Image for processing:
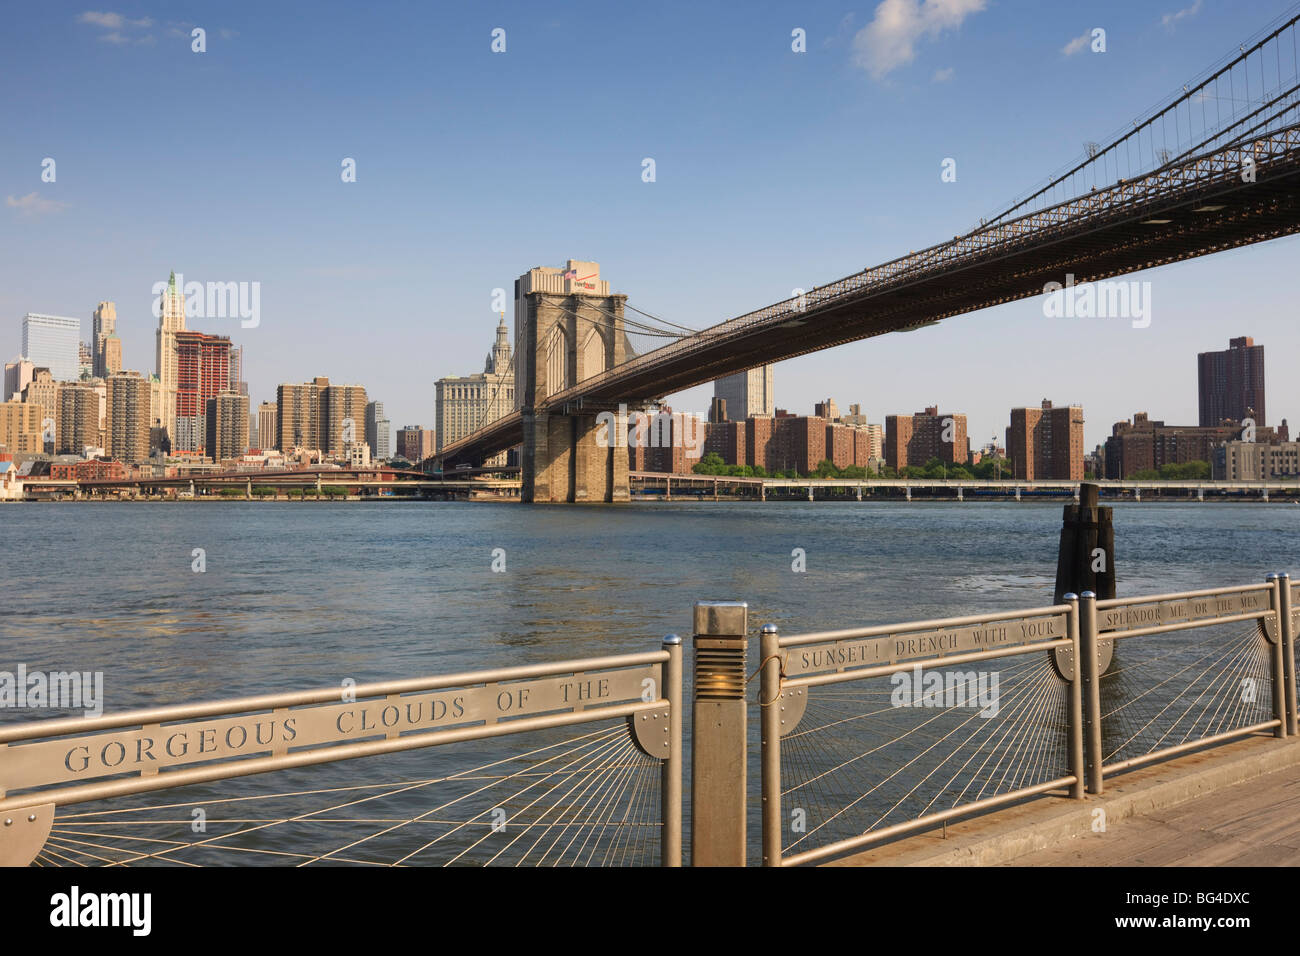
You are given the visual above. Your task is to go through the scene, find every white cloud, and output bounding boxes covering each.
[852,0,987,79]
[6,193,69,217]
[1162,0,1203,29]
[1061,31,1091,56]
[932,66,954,82]
[78,10,154,43]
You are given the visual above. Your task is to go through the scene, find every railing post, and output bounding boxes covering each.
[1064,593,1085,799]
[690,600,749,867]
[1267,575,1288,739]
[661,634,683,867]
[760,623,782,866]
[1079,591,1104,794]
[1278,573,1298,736]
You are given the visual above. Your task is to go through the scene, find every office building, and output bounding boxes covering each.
[1198,336,1265,427]
[1214,439,1300,480]
[257,401,278,452]
[155,271,188,444]
[22,313,80,384]
[715,366,775,421]
[435,318,513,464]
[4,359,34,403]
[92,302,121,378]
[365,401,391,460]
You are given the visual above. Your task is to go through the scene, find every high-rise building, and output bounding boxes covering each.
[1198,336,1265,427]
[22,314,80,384]
[435,318,514,464]
[78,341,93,380]
[275,378,368,457]
[257,401,277,452]
[323,384,368,457]
[1006,400,1084,480]
[714,367,774,421]
[3,359,34,403]
[173,331,232,454]
[365,401,391,460]
[0,401,45,454]
[206,392,250,462]
[92,302,118,378]
[56,383,102,455]
[155,271,188,444]
[884,407,969,471]
[105,371,152,463]
[228,345,243,395]
[277,380,323,452]
[21,368,58,449]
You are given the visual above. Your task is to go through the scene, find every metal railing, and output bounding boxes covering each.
[756,576,1298,866]
[0,643,683,867]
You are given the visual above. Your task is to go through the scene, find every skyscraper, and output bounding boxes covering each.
[155,271,187,444]
[173,330,232,454]
[3,359,34,403]
[714,366,774,421]
[206,392,250,462]
[92,302,118,378]
[365,401,391,460]
[257,401,277,452]
[105,371,152,463]
[22,313,80,384]
[435,317,514,464]
[1198,336,1265,427]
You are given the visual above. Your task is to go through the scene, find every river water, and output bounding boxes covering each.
[3,501,1297,864]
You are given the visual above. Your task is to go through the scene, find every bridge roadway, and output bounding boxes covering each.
[439,120,1300,468]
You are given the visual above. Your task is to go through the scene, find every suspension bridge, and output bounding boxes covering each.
[436,10,1300,502]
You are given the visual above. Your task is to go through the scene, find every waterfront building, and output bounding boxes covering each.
[155,271,187,445]
[276,378,368,458]
[365,401,391,460]
[435,318,513,466]
[1006,400,1085,480]
[174,330,232,454]
[21,313,80,384]
[257,401,278,452]
[1214,439,1300,480]
[1103,411,1281,479]
[206,392,250,462]
[0,401,45,454]
[4,359,34,403]
[885,407,969,471]
[1198,336,1265,427]
[715,366,774,421]
[105,371,152,463]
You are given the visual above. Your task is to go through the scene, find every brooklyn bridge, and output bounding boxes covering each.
[436,11,1300,502]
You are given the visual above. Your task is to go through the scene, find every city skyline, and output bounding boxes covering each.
[3,1,1299,452]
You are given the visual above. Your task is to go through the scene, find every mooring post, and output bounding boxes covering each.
[1267,575,1289,739]
[661,634,684,866]
[1064,593,1085,799]
[1279,572,1298,736]
[1079,591,1104,794]
[759,623,782,866]
[691,600,749,867]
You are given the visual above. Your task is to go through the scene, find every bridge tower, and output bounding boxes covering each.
[520,289,631,503]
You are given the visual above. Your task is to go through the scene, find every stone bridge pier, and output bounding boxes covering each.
[519,288,632,503]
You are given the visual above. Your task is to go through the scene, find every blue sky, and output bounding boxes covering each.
[2,0,1297,450]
